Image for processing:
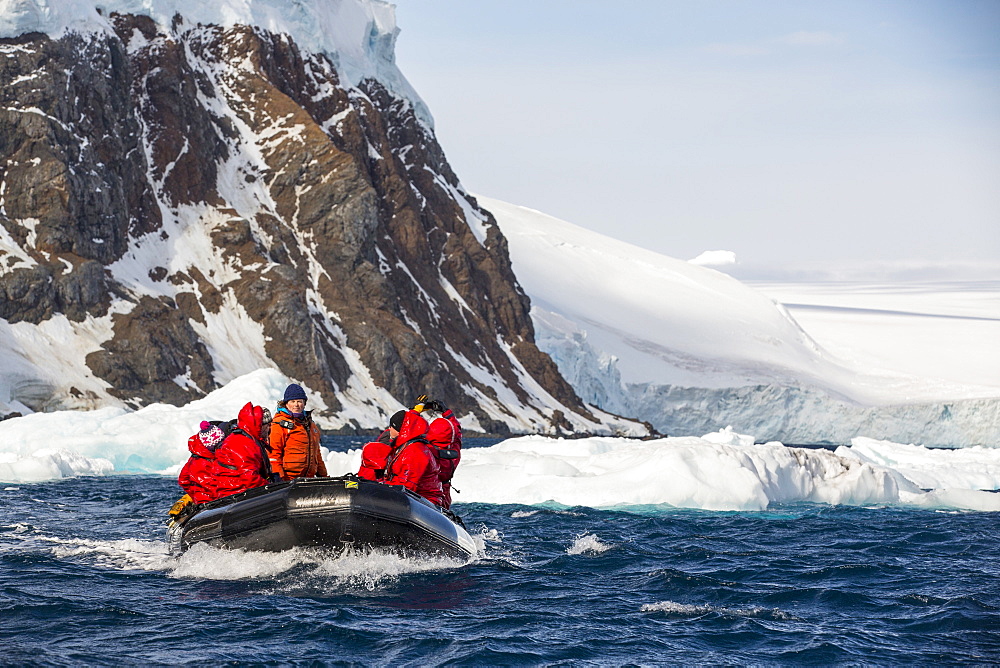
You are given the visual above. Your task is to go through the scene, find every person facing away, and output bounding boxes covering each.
[382,409,444,506]
[214,402,272,498]
[357,427,392,482]
[357,441,391,481]
[269,383,327,480]
[178,421,226,503]
[414,396,463,509]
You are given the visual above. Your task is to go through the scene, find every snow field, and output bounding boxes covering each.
[750,281,1000,393]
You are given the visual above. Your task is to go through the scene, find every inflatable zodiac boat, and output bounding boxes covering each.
[167,476,476,560]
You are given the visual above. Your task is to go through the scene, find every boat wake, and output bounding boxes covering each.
[1,522,489,591]
[171,542,472,589]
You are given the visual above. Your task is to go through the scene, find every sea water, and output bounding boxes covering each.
[1,439,999,664]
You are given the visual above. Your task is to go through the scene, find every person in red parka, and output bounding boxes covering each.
[383,409,444,506]
[357,427,392,481]
[178,421,225,503]
[357,440,392,481]
[417,398,463,509]
[214,402,272,499]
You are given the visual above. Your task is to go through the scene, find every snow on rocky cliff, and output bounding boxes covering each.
[0,0,644,436]
[0,0,428,121]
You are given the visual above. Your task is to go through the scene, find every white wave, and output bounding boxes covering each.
[9,529,473,588]
[641,600,798,621]
[46,536,174,572]
[566,533,612,555]
[305,547,468,589]
[167,543,472,590]
[1,522,31,533]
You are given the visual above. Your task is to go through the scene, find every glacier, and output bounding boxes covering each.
[481,196,1000,447]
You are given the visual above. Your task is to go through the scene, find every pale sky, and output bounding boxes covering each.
[391,1,1000,279]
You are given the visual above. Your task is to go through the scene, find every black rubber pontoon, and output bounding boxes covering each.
[168,476,476,560]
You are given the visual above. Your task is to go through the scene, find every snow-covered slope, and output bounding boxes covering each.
[750,281,1000,392]
[481,196,1000,447]
[478,197,846,393]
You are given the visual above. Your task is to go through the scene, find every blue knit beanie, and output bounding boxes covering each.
[283,383,307,402]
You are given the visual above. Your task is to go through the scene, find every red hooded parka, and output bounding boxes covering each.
[357,441,391,481]
[424,409,463,508]
[177,427,222,503]
[213,402,271,499]
[385,410,444,506]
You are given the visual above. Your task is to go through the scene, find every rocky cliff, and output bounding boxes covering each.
[0,10,639,435]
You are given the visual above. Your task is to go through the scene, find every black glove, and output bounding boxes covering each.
[425,399,446,413]
[414,394,429,405]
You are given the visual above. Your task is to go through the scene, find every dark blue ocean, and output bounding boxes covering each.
[2,437,999,665]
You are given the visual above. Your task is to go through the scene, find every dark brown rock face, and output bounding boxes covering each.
[0,18,593,431]
[0,30,157,324]
[86,295,215,405]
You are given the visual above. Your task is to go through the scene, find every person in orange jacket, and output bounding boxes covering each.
[268,383,328,480]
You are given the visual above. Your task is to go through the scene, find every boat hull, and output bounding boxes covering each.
[169,476,476,560]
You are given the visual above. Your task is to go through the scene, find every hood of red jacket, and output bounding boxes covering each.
[187,434,216,458]
[237,402,263,438]
[396,409,428,446]
[361,441,391,468]
[426,415,458,446]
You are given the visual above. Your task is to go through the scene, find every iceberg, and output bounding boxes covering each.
[452,432,1000,512]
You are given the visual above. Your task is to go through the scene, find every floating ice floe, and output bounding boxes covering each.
[451,432,1000,513]
[2,390,999,512]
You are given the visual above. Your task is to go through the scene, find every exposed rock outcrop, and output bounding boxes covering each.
[0,15,626,434]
